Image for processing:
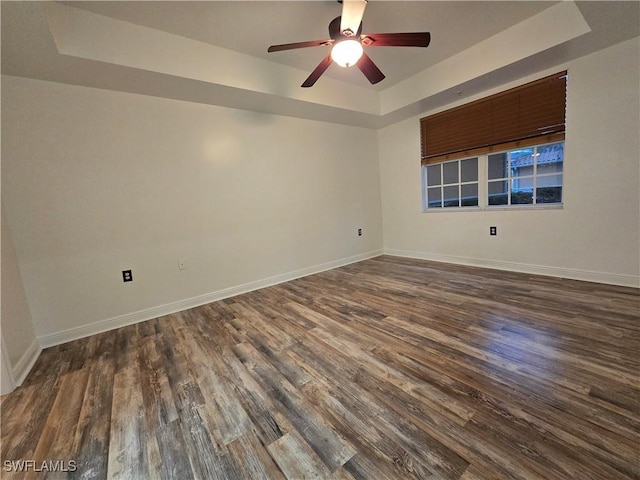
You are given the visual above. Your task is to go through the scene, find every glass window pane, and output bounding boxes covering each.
[461,183,478,206]
[461,158,478,182]
[443,185,459,207]
[511,164,534,178]
[510,148,535,178]
[427,187,442,208]
[514,176,534,189]
[536,143,564,175]
[537,162,563,174]
[484,142,564,208]
[442,161,459,184]
[488,153,508,180]
[488,180,508,205]
[511,183,533,204]
[537,186,562,204]
[426,164,441,186]
[536,172,563,204]
[537,174,563,187]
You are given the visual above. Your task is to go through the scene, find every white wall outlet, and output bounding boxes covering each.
[178,259,186,271]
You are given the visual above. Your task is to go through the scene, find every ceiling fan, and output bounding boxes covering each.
[267,0,431,88]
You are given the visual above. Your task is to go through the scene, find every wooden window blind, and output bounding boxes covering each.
[421,71,567,165]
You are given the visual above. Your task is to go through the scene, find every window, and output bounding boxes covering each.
[488,143,563,206]
[421,141,564,211]
[419,71,567,212]
[424,158,478,209]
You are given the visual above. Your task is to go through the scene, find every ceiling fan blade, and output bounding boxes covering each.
[340,0,367,36]
[302,54,333,88]
[356,52,385,85]
[361,32,431,48]
[268,39,332,53]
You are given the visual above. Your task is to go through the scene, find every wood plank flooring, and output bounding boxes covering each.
[1,256,639,479]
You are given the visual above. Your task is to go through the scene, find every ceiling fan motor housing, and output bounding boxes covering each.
[329,16,362,40]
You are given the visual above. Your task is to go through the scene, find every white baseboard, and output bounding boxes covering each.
[39,250,384,348]
[12,338,42,387]
[1,335,16,395]
[384,249,640,288]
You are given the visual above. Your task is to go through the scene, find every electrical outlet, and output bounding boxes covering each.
[358,228,363,237]
[490,226,497,236]
[178,259,186,271]
[122,269,133,282]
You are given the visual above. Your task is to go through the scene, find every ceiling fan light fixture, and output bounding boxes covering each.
[330,39,363,67]
[267,3,431,87]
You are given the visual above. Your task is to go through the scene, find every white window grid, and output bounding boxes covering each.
[422,158,479,210]
[487,144,563,207]
[422,141,564,211]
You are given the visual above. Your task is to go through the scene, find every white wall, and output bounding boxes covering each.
[379,37,640,286]
[2,36,638,356]
[1,77,383,343]
[1,203,40,385]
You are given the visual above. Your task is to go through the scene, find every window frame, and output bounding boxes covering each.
[422,157,480,210]
[487,143,564,207]
[421,140,564,212]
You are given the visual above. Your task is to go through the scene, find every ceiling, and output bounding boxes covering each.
[2,1,639,128]
[57,1,556,89]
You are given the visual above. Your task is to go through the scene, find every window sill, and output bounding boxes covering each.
[422,204,564,213]
[486,203,564,211]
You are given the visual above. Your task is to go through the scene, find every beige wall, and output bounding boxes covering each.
[1,203,38,367]
[2,36,638,353]
[1,78,383,342]
[378,38,640,286]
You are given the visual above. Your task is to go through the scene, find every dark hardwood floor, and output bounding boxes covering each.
[2,256,639,479]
